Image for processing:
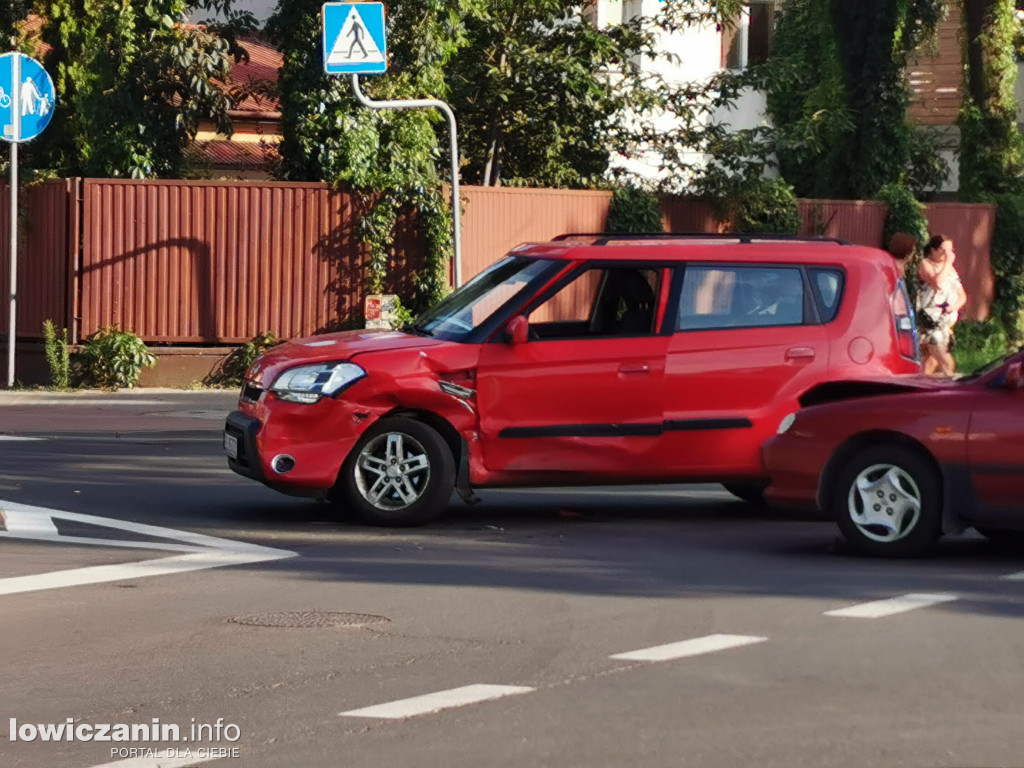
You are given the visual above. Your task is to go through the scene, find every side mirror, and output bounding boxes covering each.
[505,315,529,345]
[1006,361,1024,392]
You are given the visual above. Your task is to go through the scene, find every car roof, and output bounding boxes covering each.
[510,234,891,267]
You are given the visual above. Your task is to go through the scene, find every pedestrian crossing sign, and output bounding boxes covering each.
[322,3,387,75]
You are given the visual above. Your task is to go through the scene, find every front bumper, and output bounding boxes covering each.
[225,411,265,483]
[223,387,387,498]
[762,434,824,511]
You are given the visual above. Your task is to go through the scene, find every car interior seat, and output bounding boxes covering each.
[590,268,656,335]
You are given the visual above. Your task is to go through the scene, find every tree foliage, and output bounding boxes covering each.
[2,0,31,47]
[960,0,1024,199]
[447,0,644,188]
[267,0,471,311]
[959,1,1024,343]
[33,0,254,178]
[761,0,944,200]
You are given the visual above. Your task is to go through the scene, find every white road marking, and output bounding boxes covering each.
[1000,571,1024,581]
[340,684,535,719]
[609,633,767,662]
[0,500,296,595]
[0,435,44,441]
[85,751,222,768]
[824,592,958,618]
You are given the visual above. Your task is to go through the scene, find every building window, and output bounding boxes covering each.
[722,1,777,69]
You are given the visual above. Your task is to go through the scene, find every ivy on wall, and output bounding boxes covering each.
[763,0,944,200]
[959,0,1024,343]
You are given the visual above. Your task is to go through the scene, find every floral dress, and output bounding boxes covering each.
[917,270,962,348]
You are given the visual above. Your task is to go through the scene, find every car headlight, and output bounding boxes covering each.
[270,362,366,404]
[777,412,798,435]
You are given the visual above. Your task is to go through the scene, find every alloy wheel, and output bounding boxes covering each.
[354,432,431,510]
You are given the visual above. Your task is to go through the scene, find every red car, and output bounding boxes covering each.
[764,350,1024,556]
[225,234,920,525]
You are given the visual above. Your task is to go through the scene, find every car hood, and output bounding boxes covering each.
[246,330,445,388]
[798,374,958,408]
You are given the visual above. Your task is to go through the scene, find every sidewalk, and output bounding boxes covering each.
[0,388,239,435]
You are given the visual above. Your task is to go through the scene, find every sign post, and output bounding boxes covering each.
[321,3,463,288]
[1,53,56,387]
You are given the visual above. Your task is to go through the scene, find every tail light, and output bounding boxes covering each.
[891,279,919,361]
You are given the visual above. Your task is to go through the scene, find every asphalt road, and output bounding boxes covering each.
[2,426,1024,768]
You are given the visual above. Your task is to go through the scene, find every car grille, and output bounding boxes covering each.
[240,382,263,404]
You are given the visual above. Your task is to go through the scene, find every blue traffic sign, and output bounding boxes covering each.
[323,3,387,75]
[0,53,55,143]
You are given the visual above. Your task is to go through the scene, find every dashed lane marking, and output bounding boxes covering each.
[0,500,296,595]
[824,592,958,618]
[1000,571,1024,581]
[609,634,768,662]
[340,684,535,720]
[0,435,44,441]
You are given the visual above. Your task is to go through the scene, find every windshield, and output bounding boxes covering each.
[409,257,558,341]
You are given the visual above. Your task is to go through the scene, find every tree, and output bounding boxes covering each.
[959,0,1024,199]
[960,0,1024,344]
[446,0,745,188]
[2,0,30,47]
[761,0,944,200]
[446,0,642,187]
[33,0,254,178]
[267,0,474,311]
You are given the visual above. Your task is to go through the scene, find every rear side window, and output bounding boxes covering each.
[677,265,805,330]
[809,268,845,322]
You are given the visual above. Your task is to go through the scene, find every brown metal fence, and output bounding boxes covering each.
[925,203,995,321]
[0,180,1000,343]
[0,179,77,339]
[79,180,373,343]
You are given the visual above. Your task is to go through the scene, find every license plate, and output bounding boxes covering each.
[223,433,239,460]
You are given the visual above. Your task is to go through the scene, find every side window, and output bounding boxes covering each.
[677,265,805,330]
[528,266,660,339]
[809,268,845,323]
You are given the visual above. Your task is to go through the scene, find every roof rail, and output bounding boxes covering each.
[551,232,851,246]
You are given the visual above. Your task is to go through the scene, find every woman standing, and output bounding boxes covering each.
[917,234,967,376]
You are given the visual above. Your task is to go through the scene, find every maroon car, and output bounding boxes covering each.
[763,350,1024,556]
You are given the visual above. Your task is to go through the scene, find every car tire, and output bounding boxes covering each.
[832,444,942,557]
[723,482,768,505]
[337,417,455,527]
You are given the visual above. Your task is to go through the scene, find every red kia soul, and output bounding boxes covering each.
[225,234,920,525]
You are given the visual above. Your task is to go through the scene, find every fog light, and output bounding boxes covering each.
[271,455,296,474]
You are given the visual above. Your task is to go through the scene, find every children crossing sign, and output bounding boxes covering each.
[322,3,387,75]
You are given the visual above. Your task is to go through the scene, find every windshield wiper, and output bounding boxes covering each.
[405,322,434,337]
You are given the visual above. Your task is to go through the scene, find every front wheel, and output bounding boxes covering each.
[832,445,942,557]
[337,417,455,526]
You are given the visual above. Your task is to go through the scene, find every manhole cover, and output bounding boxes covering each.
[229,611,390,629]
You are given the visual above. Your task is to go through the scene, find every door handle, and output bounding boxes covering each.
[785,347,815,361]
[618,363,651,375]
